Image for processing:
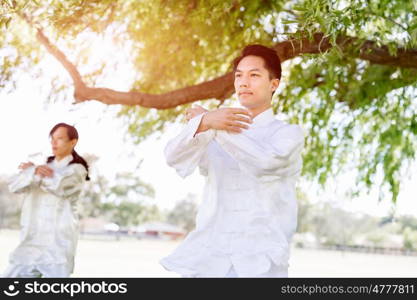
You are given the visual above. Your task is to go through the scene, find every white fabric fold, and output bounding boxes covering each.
[164,113,215,178]
[160,108,304,277]
[8,166,41,194]
[215,122,304,181]
[41,164,86,199]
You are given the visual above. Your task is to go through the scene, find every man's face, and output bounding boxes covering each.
[234,55,279,111]
[50,127,76,158]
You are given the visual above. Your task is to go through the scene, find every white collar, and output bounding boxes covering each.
[251,108,275,127]
[52,154,73,168]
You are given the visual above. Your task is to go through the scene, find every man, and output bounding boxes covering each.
[2,123,89,278]
[160,45,304,277]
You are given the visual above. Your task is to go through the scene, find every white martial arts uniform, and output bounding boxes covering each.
[160,108,304,277]
[2,155,86,278]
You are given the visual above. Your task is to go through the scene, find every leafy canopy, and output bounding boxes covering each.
[1,0,416,202]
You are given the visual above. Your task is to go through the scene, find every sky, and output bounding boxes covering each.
[0,31,416,217]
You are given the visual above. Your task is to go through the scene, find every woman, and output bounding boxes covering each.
[2,123,89,278]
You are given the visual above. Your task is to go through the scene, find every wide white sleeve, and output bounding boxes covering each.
[215,124,304,180]
[8,166,41,194]
[164,113,215,178]
[40,164,87,199]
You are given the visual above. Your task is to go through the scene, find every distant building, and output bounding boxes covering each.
[133,222,186,240]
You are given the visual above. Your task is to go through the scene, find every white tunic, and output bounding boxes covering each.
[4,154,86,277]
[160,108,304,277]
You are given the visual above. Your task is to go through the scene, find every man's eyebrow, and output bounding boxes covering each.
[235,68,262,72]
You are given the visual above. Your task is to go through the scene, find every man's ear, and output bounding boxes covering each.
[271,79,280,93]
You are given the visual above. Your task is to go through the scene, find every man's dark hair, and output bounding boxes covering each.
[47,123,90,181]
[233,44,282,80]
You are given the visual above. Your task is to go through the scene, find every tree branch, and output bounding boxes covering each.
[35,28,86,92]
[29,22,417,109]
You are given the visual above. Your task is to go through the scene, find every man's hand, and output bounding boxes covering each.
[197,107,253,134]
[18,162,34,170]
[35,165,54,178]
[185,105,208,121]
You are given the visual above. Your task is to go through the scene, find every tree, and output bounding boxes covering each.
[100,201,162,228]
[1,0,416,202]
[79,157,158,226]
[166,194,198,232]
[0,176,22,229]
[403,227,417,251]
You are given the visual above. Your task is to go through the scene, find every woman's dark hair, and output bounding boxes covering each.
[233,44,282,80]
[47,123,90,181]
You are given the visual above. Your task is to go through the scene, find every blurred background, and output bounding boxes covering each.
[1,0,416,277]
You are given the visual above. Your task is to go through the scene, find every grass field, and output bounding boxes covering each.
[1,229,416,277]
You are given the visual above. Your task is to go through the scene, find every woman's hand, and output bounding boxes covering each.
[35,165,54,178]
[18,162,34,170]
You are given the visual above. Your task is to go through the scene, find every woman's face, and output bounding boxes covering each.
[50,127,77,158]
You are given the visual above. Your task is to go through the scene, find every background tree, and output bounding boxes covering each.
[166,193,198,233]
[0,176,22,229]
[296,192,417,250]
[99,201,162,228]
[1,0,416,202]
[78,157,159,227]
